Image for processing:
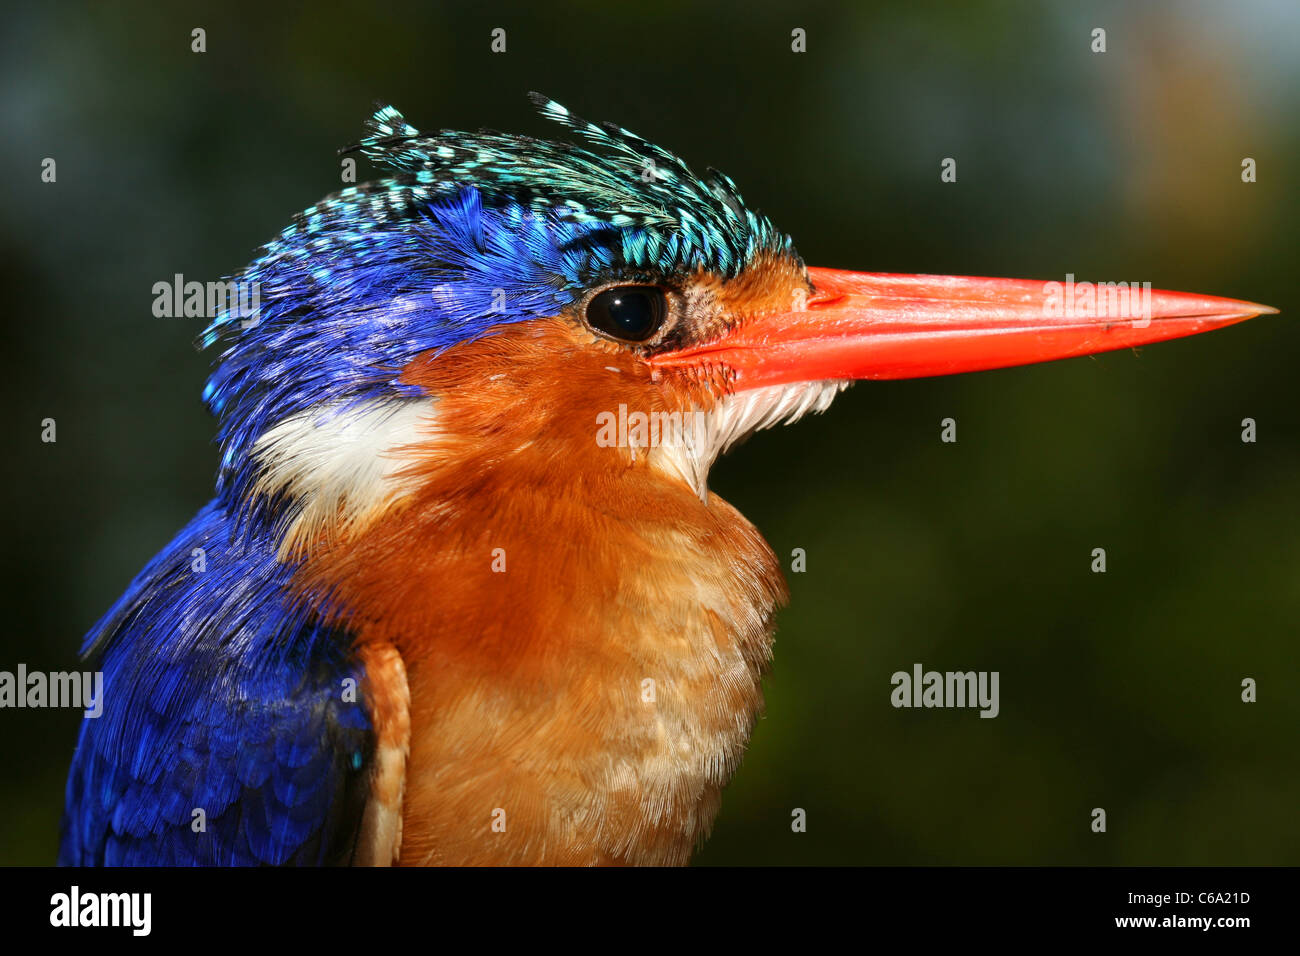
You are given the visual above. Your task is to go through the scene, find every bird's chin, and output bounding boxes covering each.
[647,379,849,502]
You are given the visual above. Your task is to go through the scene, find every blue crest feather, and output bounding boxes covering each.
[202,96,795,515]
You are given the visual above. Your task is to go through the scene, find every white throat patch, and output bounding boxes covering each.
[648,380,850,500]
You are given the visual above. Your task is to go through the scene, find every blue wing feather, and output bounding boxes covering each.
[59,501,374,866]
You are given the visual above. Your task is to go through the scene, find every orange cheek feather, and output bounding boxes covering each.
[293,319,787,865]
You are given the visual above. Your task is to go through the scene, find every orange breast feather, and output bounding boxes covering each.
[296,320,787,865]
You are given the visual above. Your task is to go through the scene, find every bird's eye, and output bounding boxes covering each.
[584,286,667,343]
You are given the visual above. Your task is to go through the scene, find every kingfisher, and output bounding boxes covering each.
[59,96,1275,866]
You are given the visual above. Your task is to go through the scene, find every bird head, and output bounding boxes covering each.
[201,96,1275,553]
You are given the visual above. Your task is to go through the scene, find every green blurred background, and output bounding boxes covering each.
[2,0,1297,865]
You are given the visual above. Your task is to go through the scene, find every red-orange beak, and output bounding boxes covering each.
[651,268,1278,390]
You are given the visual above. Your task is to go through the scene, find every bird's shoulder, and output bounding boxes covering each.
[59,501,390,866]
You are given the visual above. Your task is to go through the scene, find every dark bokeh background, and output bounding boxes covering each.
[2,0,1297,865]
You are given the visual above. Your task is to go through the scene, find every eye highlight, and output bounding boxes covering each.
[584,285,667,343]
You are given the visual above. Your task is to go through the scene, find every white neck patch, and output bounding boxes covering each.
[249,398,437,558]
[248,379,849,553]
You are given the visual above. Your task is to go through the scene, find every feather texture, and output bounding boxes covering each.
[200,97,795,524]
[59,503,374,865]
[62,98,815,867]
